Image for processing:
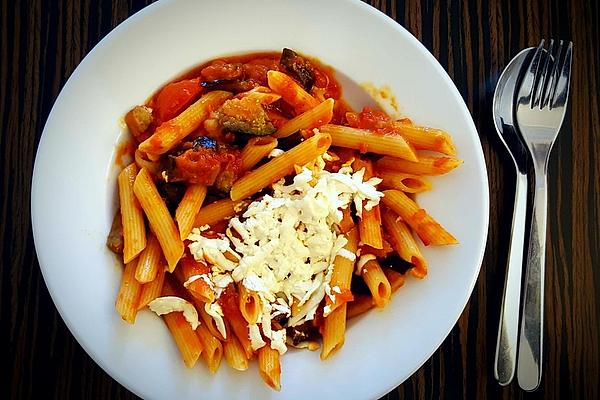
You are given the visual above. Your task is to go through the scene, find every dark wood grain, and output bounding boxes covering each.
[1,0,598,399]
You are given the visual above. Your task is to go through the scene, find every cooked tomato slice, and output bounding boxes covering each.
[154,78,202,122]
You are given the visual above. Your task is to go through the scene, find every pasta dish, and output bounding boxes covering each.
[107,49,461,390]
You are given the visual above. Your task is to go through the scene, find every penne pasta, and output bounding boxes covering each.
[227,309,254,359]
[115,260,143,323]
[390,121,457,156]
[383,267,406,292]
[375,155,463,176]
[326,227,359,314]
[174,257,214,303]
[346,294,373,319]
[196,323,223,374]
[133,168,184,271]
[359,205,383,249]
[240,137,279,171]
[223,331,249,371]
[135,233,164,283]
[161,279,203,368]
[381,208,428,278]
[273,98,334,138]
[230,132,332,201]
[382,190,458,246]
[377,170,432,193]
[176,184,208,240]
[320,303,347,360]
[267,70,319,113]
[193,198,242,228]
[258,345,282,391]
[118,163,147,263]
[137,268,166,310]
[139,90,232,155]
[359,258,391,308]
[238,285,261,325]
[320,124,417,161]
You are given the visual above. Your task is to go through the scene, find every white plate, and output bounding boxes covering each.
[32,0,489,399]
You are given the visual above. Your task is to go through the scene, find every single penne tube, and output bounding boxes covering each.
[375,155,463,176]
[320,303,347,360]
[137,268,166,310]
[139,90,232,155]
[359,205,383,249]
[267,70,319,113]
[193,198,242,228]
[238,285,261,325]
[273,98,334,138]
[381,207,428,277]
[258,345,281,391]
[383,267,407,292]
[325,227,359,314]
[133,168,184,271]
[161,279,203,368]
[118,163,146,263]
[230,132,332,201]
[163,311,203,368]
[240,136,279,171]
[115,260,143,323]
[196,323,223,374]
[346,294,374,319]
[135,233,163,283]
[320,124,417,161]
[227,309,254,359]
[378,170,432,193]
[176,184,207,240]
[223,332,249,371]
[359,258,392,308]
[382,190,458,246]
[390,121,457,156]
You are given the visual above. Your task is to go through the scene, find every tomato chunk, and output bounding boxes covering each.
[155,78,202,122]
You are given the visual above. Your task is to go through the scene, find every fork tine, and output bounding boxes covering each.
[550,41,573,109]
[538,40,555,109]
[546,40,565,107]
[517,40,545,108]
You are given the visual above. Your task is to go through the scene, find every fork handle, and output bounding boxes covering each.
[494,171,528,385]
[517,171,548,391]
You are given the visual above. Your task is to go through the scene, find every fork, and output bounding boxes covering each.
[515,39,573,391]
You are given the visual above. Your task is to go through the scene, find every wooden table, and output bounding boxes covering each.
[2,0,598,398]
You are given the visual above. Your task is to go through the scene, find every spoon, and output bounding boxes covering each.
[492,47,533,386]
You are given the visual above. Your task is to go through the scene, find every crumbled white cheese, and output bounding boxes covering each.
[268,148,285,158]
[249,323,266,350]
[205,302,227,339]
[148,296,200,330]
[188,157,383,353]
[183,274,212,290]
[187,231,239,272]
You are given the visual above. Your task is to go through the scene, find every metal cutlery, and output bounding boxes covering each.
[492,47,533,386]
[515,39,573,391]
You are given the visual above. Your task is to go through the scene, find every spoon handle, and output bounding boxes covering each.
[494,171,527,385]
[517,169,548,391]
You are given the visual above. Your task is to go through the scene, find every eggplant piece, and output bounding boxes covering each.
[218,97,276,136]
[156,181,187,214]
[280,48,315,91]
[192,136,217,151]
[200,79,258,93]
